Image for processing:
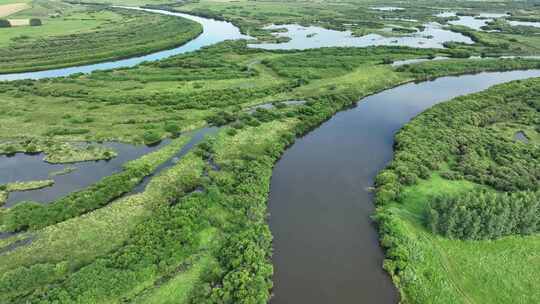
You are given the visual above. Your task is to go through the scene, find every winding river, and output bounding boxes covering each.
[1,5,540,303]
[2,127,217,207]
[268,69,540,303]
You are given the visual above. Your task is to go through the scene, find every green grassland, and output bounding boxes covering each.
[375,78,540,303]
[0,1,202,73]
[175,0,540,55]
[1,38,539,302]
[1,0,540,303]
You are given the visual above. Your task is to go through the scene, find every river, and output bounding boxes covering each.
[268,69,540,303]
[0,7,249,81]
[1,6,540,302]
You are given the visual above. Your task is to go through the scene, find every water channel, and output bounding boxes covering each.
[268,69,540,303]
[1,6,540,303]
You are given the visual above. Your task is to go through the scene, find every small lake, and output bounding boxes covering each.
[0,7,250,81]
[268,69,540,304]
[436,12,540,31]
[249,22,473,50]
[1,127,217,207]
[391,55,540,67]
[1,141,167,207]
[508,20,540,28]
[514,131,529,143]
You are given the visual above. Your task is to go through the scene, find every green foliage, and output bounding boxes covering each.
[428,190,540,240]
[2,135,191,232]
[0,19,10,28]
[143,130,162,145]
[396,58,540,80]
[164,122,180,134]
[0,8,202,73]
[29,19,42,26]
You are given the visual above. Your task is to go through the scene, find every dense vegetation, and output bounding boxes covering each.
[428,190,540,240]
[2,0,540,303]
[375,77,540,303]
[0,19,10,27]
[1,135,191,232]
[0,6,202,73]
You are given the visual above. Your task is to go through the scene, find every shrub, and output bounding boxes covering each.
[164,122,180,134]
[142,130,161,145]
[29,18,42,26]
[428,190,540,240]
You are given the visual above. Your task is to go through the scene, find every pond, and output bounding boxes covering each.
[370,6,404,12]
[248,22,473,50]
[441,12,509,31]
[268,69,540,304]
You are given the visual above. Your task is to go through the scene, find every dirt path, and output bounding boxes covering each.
[0,3,29,18]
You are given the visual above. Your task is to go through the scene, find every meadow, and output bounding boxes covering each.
[0,1,202,73]
[1,0,540,303]
[375,78,540,303]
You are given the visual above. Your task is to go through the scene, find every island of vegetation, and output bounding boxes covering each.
[0,1,202,73]
[0,0,540,303]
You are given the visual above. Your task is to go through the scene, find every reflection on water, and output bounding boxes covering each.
[268,69,540,304]
[249,22,473,50]
[508,20,540,28]
[514,131,529,143]
[392,56,450,66]
[0,7,251,81]
[1,127,219,207]
[1,141,169,207]
[435,11,540,31]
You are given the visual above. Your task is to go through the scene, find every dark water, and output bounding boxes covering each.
[2,127,218,207]
[514,131,529,143]
[2,141,168,207]
[249,22,473,50]
[268,69,540,304]
[129,127,218,194]
[0,8,249,81]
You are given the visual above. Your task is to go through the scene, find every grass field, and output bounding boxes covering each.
[375,78,540,303]
[1,0,540,302]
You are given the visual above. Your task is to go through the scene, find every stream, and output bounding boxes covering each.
[268,69,540,303]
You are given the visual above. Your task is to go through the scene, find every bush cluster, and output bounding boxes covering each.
[428,190,540,240]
